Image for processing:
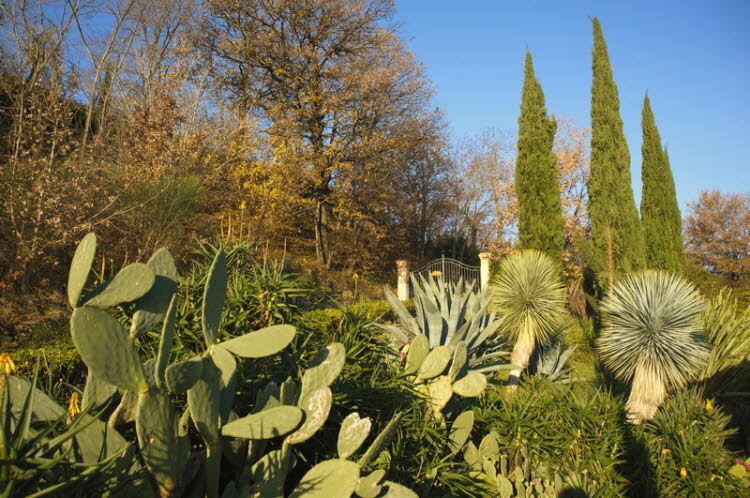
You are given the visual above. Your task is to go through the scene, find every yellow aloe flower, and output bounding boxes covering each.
[0,353,16,378]
[430,270,442,277]
[662,449,671,455]
[705,399,714,411]
[67,392,81,420]
[680,467,688,479]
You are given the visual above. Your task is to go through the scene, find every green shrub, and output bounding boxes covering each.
[633,387,748,496]
[476,377,628,495]
[11,340,85,397]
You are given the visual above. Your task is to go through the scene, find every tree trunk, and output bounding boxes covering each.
[626,366,667,423]
[314,201,332,269]
[507,330,535,390]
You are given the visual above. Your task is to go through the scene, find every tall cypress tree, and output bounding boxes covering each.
[516,52,564,260]
[588,17,644,291]
[640,94,685,272]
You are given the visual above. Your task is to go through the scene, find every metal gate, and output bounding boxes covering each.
[409,255,480,297]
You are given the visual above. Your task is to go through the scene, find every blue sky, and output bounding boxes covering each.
[394,0,750,209]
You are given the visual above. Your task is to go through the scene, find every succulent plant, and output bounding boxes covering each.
[596,270,710,422]
[382,275,514,416]
[529,330,577,383]
[62,232,415,497]
[490,249,566,388]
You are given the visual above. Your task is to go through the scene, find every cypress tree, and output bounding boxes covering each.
[588,17,644,292]
[640,94,685,272]
[516,52,564,260]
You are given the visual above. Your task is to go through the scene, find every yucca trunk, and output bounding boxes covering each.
[626,365,667,423]
[507,329,535,390]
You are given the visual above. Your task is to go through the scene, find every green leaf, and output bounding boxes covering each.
[131,248,179,337]
[68,233,96,308]
[84,263,155,308]
[222,405,303,439]
[165,357,203,394]
[71,306,148,393]
[286,387,332,445]
[337,412,372,459]
[452,371,487,398]
[290,459,360,498]
[417,346,451,380]
[448,409,474,456]
[358,412,402,467]
[299,343,346,403]
[218,324,296,358]
[202,249,227,347]
[404,334,429,375]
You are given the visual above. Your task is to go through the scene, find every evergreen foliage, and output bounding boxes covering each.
[588,18,645,291]
[516,52,564,260]
[640,94,686,273]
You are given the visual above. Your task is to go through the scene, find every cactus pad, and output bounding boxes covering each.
[448,409,474,456]
[210,346,237,422]
[452,371,487,397]
[81,369,117,410]
[187,356,221,446]
[355,469,385,498]
[136,388,183,494]
[427,375,452,416]
[337,412,372,459]
[289,459,360,498]
[202,249,227,347]
[71,306,148,393]
[222,405,303,439]
[165,357,204,394]
[379,481,419,497]
[403,334,429,375]
[67,232,96,308]
[217,324,296,358]
[286,387,332,445]
[155,293,177,387]
[130,248,179,337]
[417,346,451,380]
[298,343,345,403]
[83,263,155,308]
[448,341,468,380]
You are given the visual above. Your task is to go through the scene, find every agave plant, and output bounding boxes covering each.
[597,270,710,422]
[529,331,577,383]
[490,250,566,388]
[382,274,507,371]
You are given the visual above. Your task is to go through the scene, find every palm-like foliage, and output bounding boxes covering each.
[597,270,710,422]
[490,250,566,387]
[381,275,508,373]
[700,289,750,395]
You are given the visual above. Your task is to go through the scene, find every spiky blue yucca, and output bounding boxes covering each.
[491,250,566,387]
[597,270,710,421]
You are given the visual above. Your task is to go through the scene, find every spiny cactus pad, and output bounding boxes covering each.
[355,469,385,498]
[67,232,96,308]
[299,343,345,403]
[452,371,487,398]
[165,357,204,394]
[187,356,221,446]
[417,346,451,380]
[130,248,179,337]
[81,369,117,410]
[71,306,148,393]
[379,481,419,498]
[289,459,360,498]
[217,324,296,358]
[448,341,468,380]
[136,388,183,494]
[286,387,333,445]
[448,409,474,456]
[155,293,177,387]
[427,375,453,416]
[210,346,237,422]
[83,263,155,308]
[222,405,303,439]
[202,249,227,347]
[358,412,402,467]
[404,334,429,375]
[337,412,372,460]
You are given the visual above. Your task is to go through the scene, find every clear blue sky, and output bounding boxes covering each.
[395,0,750,209]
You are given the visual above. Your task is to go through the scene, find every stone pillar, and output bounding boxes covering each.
[479,252,491,291]
[397,260,409,301]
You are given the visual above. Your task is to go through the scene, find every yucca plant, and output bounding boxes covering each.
[490,250,566,388]
[597,270,710,422]
[699,289,750,396]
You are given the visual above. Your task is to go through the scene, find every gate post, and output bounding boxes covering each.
[397,260,409,301]
[479,252,491,291]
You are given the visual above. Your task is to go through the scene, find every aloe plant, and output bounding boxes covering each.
[596,270,710,422]
[381,275,513,416]
[490,250,566,388]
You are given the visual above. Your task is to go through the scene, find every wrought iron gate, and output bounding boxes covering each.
[409,254,480,297]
